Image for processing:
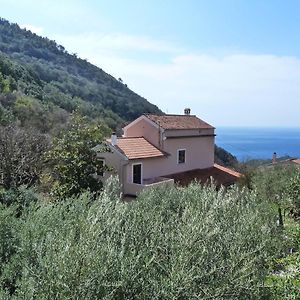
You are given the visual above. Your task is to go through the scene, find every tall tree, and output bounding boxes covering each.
[46,114,110,198]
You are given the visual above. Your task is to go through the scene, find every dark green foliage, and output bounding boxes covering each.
[0,178,281,299]
[215,145,238,167]
[46,114,110,198]
[0,187,37,207]
[0,125,50,189]
[0,17,161,128]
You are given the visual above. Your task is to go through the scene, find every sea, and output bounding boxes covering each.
[215,127,300,161]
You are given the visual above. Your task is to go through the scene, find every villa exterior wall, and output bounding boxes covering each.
[100,114,216,195]
[123,118,160,147]
[125,135,214,184]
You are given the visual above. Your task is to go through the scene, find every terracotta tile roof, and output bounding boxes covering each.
[144,114,214,130]
[213,164,243,178]
[108,137,166,160]
[291,158,300,165]
[165,164,242,187]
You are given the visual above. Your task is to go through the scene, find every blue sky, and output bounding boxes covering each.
[1,0,300,127]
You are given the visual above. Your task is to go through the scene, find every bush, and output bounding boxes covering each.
[0,178,280,299]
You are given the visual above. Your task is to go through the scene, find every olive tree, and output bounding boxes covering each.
[4,179,279,299]
[253,165,297,227]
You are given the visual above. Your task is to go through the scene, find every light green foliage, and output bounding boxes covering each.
[252,165,298,226]
[0,178,280,299]
[266,219,300,299]
[0,202,20,296]
[255,166,300,299]
[286,167,300,211]
[13,96,47,130]
[47,113,110,198]
[1,79,10,93]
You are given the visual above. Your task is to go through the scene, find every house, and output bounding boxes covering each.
[96,109,242,196]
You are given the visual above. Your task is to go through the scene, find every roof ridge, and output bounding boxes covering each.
[118,136,144,139]
[143,113,214,130]
[144,113,197,117]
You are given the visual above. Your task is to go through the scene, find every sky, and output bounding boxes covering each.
[1,0,300,127]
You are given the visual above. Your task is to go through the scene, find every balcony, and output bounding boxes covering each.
[124,176,174,196]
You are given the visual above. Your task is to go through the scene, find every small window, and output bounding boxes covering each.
[132,163,142,184]
[97,159,105,176]
[177,149,186,164]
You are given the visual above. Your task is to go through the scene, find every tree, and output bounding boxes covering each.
[253,165,296,227]
[286,167,300,215]
[46,113,110,198]
[0,125,49,189]
[215,145,238,167]
[0,179,280,298]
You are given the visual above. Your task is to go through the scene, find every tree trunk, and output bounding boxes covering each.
[278,206,284,228]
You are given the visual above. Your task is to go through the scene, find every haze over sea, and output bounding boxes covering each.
[215,127,300,161]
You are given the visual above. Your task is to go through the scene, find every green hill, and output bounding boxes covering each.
[0,17,237,167]
[0,17,161,131]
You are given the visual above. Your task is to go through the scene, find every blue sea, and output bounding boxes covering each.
[215,127,300,161]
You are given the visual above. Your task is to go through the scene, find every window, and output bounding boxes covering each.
[132,163,142,184]
[177,149,186,164]
[97,159,105,176]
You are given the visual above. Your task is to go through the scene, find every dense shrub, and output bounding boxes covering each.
[0,178,280,299]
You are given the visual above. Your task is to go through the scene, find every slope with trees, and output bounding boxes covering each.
[0,17,161,129]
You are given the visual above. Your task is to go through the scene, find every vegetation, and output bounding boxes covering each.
[0,125,50,189]
[46,114,110,198]
[0,178,282,299]
[0,161,298,299]
[0,17,161,133]
[215,145,238,167]
[0,17,300,299]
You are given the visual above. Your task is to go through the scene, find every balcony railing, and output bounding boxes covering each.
[125,177,174,196]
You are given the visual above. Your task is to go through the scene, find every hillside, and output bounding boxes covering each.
[0,17,161,131]
[0,17,237,167]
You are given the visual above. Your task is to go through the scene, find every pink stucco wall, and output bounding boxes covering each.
[164,128,215,138]
[124,118,160,147]
[103,115,215,195]
[125,135,214,184]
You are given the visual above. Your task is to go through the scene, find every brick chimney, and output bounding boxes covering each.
[272,152,277,164]
[111,132,117,146]
[184,108,191,115]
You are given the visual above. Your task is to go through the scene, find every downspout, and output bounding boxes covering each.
[158,121,161,148]
[161,129,165,150]
[120,159,129,195]
[158,121,165,150]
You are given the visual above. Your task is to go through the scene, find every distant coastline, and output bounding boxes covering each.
[215,127,300,161]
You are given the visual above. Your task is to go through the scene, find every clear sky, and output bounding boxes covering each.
[1,0,300,127]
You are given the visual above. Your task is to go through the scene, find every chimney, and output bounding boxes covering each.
[272,152,277,164]
[111,132,117,146]
[184,108,191,115]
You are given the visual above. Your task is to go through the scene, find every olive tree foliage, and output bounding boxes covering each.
[286,167,300,213]
[0,125,50,190]
[46,113,110,198]
[252,165,298,227]
[0,178,280,299]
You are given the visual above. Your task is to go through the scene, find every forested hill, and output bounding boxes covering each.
[0,17,161,130]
